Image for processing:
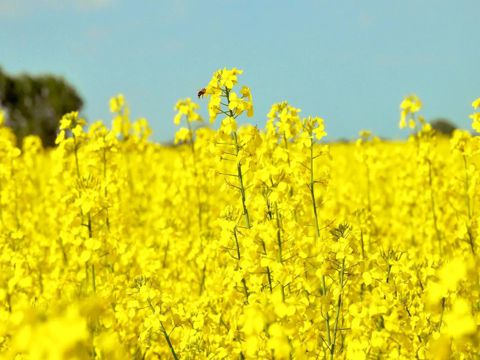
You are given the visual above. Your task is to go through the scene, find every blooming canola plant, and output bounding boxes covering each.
[0,68,480,359]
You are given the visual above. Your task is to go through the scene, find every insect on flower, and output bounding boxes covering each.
[197,88,206,98]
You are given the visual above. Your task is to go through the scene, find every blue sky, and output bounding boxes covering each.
[0,0,478,142]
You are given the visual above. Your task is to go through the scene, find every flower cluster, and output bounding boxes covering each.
[0,70,479,359]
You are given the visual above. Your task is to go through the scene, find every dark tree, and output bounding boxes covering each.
[0,67,83,147]
[430,118,457,137]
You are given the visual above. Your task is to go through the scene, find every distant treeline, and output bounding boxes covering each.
[0,67,83,147]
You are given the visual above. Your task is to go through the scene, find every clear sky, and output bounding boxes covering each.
[0,0,478,142]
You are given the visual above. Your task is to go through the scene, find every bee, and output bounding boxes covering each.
[197,88,206,98]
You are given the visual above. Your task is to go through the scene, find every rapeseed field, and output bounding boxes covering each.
[1,68,479,359]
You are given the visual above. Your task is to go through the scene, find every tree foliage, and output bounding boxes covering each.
[430,118,457,136]
[0,67,83,147]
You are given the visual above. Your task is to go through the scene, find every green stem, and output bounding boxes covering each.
[275,203,283,264]
[233,228,241,260]
[160,321,179,360]
[322,276,332,348]
[463,155,475,255]
[199,264,206,296]
[309,137,320,237]
[241,278,250,299]
[225,87,251,229]
[233,132,251,228]
[224,87,250,303]
[266,266,273,293]
[330,258,345,360]
[262,194,273,293]
[360,228,365,260]
[438,297,446,331]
